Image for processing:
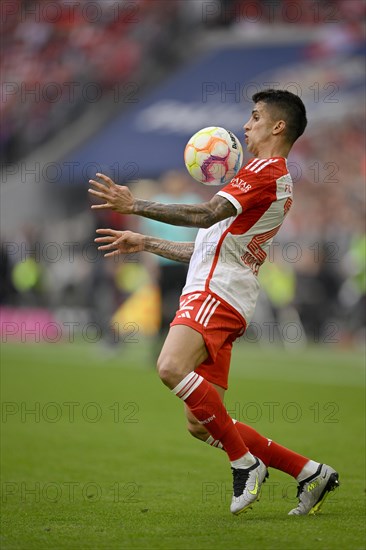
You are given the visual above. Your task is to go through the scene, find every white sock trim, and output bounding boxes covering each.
[230,452,256,469]
[171,372,204,401]
[205,435,223,449]
[296,460,320,482]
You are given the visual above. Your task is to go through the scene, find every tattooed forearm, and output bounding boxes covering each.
[144,237,194,263]
[133,195,236,228]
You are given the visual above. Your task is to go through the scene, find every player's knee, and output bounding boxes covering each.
[157,353,184,388]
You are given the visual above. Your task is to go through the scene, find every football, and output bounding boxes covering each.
[184,126,243,186]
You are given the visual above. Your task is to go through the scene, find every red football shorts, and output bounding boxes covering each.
[170,291,247,390]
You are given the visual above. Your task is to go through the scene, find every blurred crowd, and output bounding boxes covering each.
[1,132,365,348]
[214,0,364,27]
[2,0,364,163]
[257,113,365,347]
[1,0,365,349]
[1,0,189,162]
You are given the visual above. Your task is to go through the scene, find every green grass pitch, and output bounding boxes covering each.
[1,341,365,549]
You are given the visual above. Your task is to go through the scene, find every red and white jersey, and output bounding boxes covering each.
[182,157,293,323]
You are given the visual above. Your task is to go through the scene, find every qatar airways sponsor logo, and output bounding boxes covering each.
[231,177,251,193]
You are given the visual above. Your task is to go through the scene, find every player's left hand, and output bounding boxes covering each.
[88,173,135,214]
[95,228,145,257]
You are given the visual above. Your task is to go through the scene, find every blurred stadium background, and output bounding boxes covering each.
[1,1,365,548]
[1,0,365,350]
[1,0,365,351]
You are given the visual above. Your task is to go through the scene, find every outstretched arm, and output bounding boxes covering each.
[88,173,236,228]
[95,229,195,263]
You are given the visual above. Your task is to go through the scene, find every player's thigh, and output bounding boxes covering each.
[157,324,208,378]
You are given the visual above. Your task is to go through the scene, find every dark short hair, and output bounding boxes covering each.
[252,89,307,143]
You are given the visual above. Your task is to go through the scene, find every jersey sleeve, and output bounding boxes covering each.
[217,161,283,214]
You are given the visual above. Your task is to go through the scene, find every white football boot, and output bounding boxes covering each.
[288,463,339,515]
[230,457,268,515]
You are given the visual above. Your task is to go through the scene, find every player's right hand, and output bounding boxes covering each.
[88,173,135,214]
[95,229,145,257]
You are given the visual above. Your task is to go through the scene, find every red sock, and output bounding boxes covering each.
[173,373,249,461]
[234,421,308,478]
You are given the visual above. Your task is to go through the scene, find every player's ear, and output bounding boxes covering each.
[273,120,286,135]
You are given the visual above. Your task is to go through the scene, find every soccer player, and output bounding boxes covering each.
[89,89,339,516]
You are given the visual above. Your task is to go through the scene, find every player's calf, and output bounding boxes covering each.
[186,418,209,442]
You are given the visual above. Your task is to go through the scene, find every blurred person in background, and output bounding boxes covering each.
[0,243,17,305]
[139,171,202,354]
[287,114,365,346]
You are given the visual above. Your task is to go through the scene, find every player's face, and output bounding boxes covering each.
[243,102,277,155]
